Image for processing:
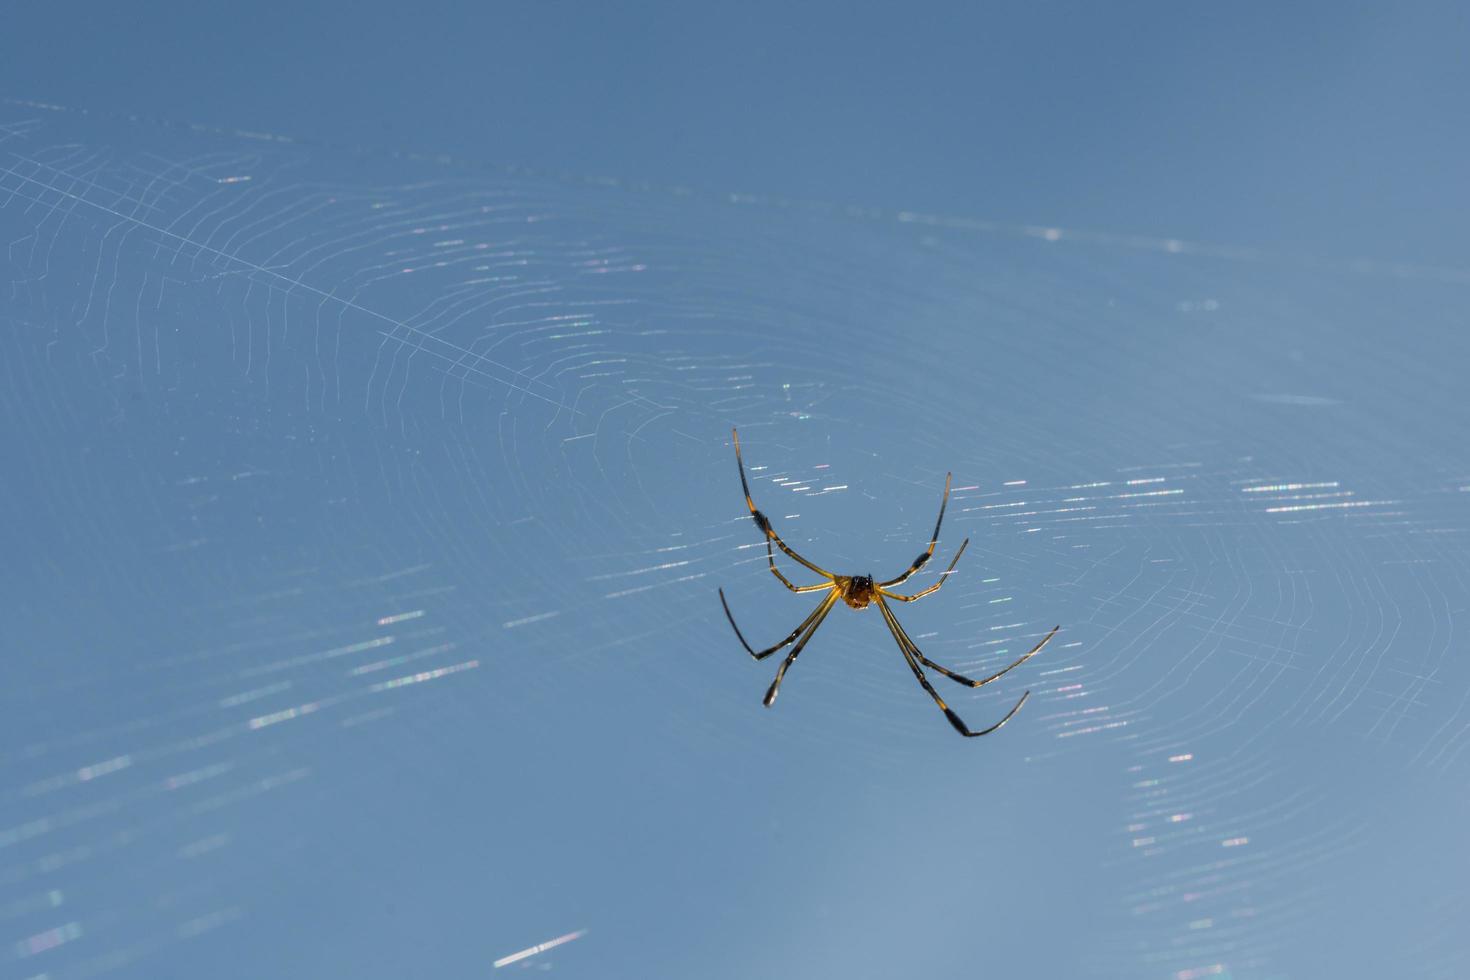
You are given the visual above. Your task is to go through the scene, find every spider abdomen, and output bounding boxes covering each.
[839,574,876,609]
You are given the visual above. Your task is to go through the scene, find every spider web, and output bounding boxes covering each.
[2,105,1468,979]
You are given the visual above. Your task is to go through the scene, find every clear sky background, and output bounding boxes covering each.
[4,1,1468,265]
[2,3,1468,979]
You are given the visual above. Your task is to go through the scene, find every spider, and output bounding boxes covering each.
[718,428,1059,737]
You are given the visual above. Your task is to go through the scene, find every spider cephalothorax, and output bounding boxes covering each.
[837,575,876,609]
[718,428,1059,737]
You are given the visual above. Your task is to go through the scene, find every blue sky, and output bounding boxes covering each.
[2,4,1468,978]
[4,1,1468,264]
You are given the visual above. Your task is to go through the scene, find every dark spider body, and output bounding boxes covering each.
[836,575,877,609]
[718,428,1059,737]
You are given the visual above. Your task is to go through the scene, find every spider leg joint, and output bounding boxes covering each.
[751,509,772,534]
